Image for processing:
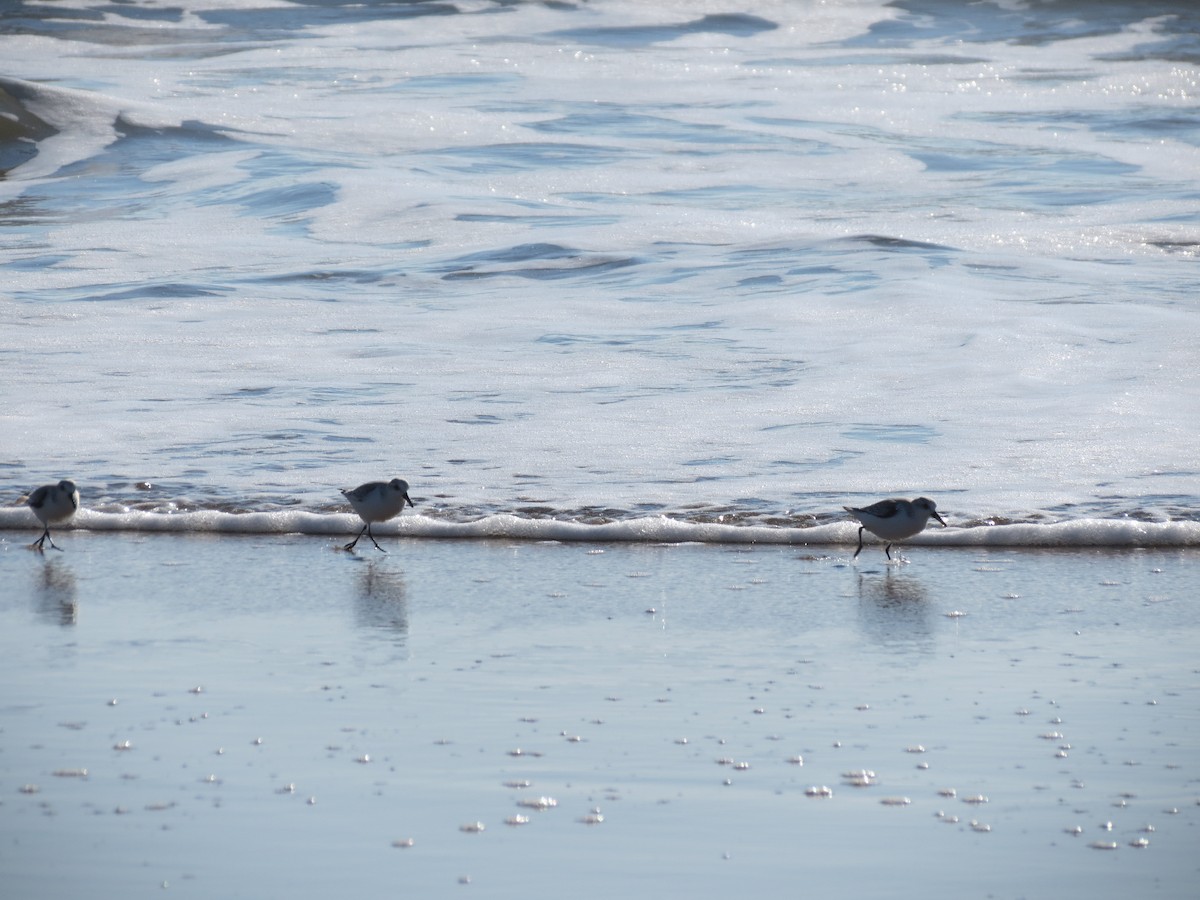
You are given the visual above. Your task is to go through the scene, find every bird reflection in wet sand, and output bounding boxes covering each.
[37,558,78,626]
[354,562,409,640]
[854,572,934,651]
[857,571,929,605]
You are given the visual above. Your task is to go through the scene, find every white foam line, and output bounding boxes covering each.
[0,509,1196,547]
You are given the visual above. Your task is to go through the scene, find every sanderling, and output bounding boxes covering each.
[341,478,413,553]
[844,497,946,560]
[27,480,80,552]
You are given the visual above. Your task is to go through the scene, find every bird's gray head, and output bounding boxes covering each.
[58,480,77,493]
[914,497,947,526]
[389,478,414,507]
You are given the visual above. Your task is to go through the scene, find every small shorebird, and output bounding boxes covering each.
[27,480,80,552]
[844,497,946,560]
[341,478,413,553]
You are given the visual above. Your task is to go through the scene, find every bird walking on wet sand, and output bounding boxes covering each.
[27,480,80,552]
[341,478,413,553]
[844,497,946,560]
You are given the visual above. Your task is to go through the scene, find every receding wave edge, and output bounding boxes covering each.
[1,510,1197,548]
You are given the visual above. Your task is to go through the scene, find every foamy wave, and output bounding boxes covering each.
[1,509,1196,548]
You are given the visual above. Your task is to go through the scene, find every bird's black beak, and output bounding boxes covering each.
[933,511,947,527]
[405,494,414,508]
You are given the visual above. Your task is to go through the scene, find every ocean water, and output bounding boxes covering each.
[2,0,1199,546]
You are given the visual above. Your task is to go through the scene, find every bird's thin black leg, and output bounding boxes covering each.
[31,527,61,552]
[853,526,864,559]
[885,543,893,560]
[366,524,386,553]
[344,524,367,552]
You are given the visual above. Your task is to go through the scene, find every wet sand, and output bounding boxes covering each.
[1,533,1197,898]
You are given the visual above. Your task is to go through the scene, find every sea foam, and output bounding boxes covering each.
[1,508,1195,548]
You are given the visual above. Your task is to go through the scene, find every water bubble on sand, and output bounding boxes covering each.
[938,788,957,798]
[503,780,532,789]
[53,769,88,778]
[880,797,910,806]
[579,812,604,825]
[805,786,833,798]
[356,754,371,764]
[505,815,530,826]
[517,796,557,811]
[19,784,39,794]
[787,755,804,766]
[392,838,415,847]
[970,820,991,833]
[459,822,485,833]
[962,794,988,805]
[1089,841,1119,850]
[906,745,926,753]
[1064,825,1083,835]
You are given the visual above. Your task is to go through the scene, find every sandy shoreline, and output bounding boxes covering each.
[2,534,1197,898]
